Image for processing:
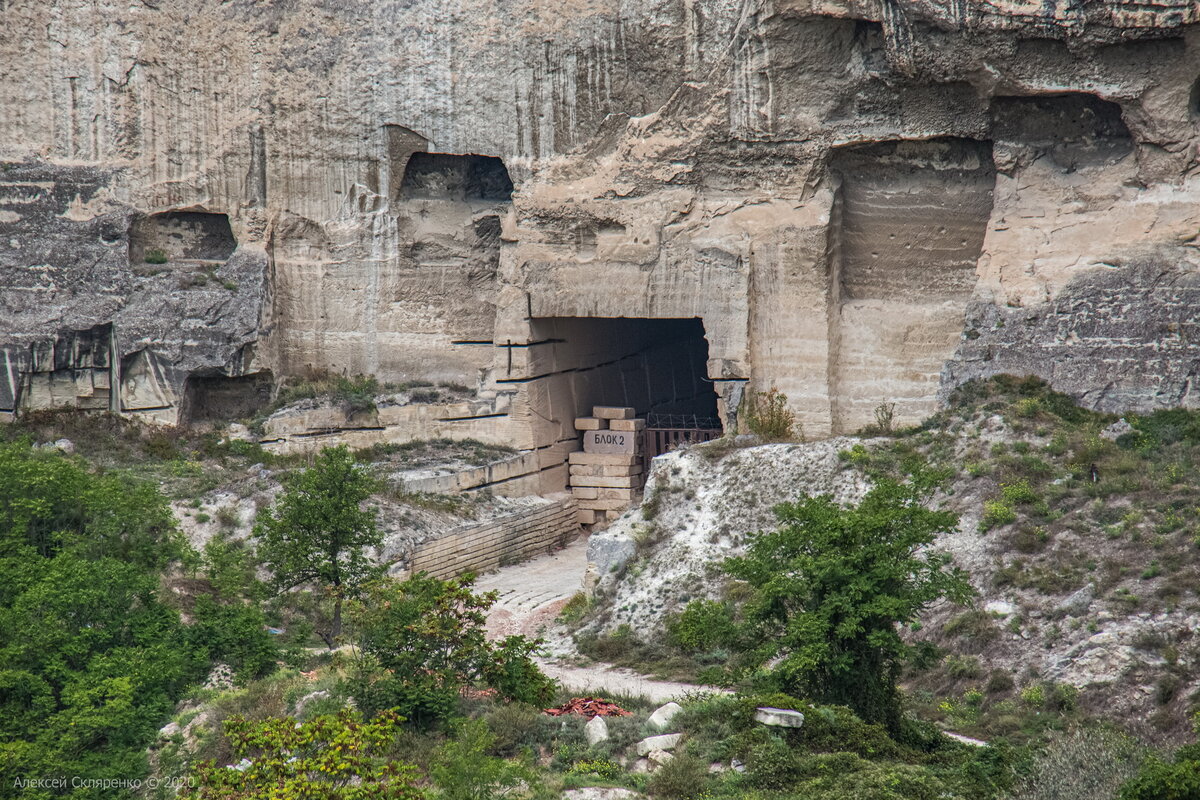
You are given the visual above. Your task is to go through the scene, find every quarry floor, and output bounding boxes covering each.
[475,535,713,703]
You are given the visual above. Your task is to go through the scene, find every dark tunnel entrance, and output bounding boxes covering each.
[524,316,721,431]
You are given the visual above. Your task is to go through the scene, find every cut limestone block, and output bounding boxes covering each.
[570,463,643,477]
[569,475,642,489]
[571,486,600,500]
[609,418,646,431]
[636,733,683,756]
[593,405,635,420]
[754,707,805,728]
[584,429,641,454]
[648,702,683,730]
[585,714,609,745]
[569,452,641,466]
[575,498,633,511]
[578,487,639,501]
[576,508,598,525]
[574,417,605,431]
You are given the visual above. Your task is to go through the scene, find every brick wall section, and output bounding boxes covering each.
[407,498,579,579]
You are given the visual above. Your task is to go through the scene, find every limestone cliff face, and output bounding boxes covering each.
[2,1,1199,453]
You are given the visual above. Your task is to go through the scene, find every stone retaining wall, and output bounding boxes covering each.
[405,498,579,579]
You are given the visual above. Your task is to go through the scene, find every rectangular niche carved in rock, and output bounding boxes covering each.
[990,93,1132,170]
[827,138,996,433]
[129,211,237,265]
[399,153,513,202]
[182,371,274,423]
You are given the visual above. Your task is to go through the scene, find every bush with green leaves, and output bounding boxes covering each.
[666,599,738,652]
[188,595,279,683]
[345,573,554,727]
[744,387,797,441]
[431,718,536,800]
[185,709,425,799]
[705,476,972,731]
[1118,715,1200,800]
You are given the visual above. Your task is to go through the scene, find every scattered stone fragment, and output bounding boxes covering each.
[730,758,746,773]
[562,789,642,800]
[585,714,609,746]
[1060,584,1095,617]
[647,701,682,730]
[985,600,1017,618]
[1100,419,1134,441]
[754,707,805,728]
[635,733,682,756]
[647,749,674,766]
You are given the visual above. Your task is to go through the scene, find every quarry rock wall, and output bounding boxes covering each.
[3,0,1200,458]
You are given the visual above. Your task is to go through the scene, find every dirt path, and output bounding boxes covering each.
[474,536,723,703]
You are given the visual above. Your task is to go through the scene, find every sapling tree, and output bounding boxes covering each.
[254,445,382,646]
[723,475,973,731]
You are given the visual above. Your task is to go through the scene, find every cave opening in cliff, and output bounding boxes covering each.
[182,371,274,424]
[519,316,720,431]
[129,211,238,265]
[990,93,1132,169]
[399,152,513,202]
[828,137,996,433]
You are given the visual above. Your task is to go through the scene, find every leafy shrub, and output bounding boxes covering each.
[346,573,553,727]
[1000,479,1040,505]
[184,709,423,799]
[432,718,536,800]
[980,500,1017,532]
[144,248,168,264]
[744,387,797,441]
[1119,742,1200,800]
[667,599,737,652]
[646,751,710,798]
[567,758,624,780]
[188,595,278,683]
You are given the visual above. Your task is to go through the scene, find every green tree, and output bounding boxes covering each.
[254,446,382,645]
[345,574,554,727]
[431,719,536,800]
[0,553,201,798]
[0,440,181,569]
[1119,714,1200,800]
[722,477,972,731]
[185,709,425,799]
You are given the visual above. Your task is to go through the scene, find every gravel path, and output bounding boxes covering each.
[474,536,723,703]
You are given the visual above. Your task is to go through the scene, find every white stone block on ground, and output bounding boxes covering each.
[754,707,804,728]
[575,417,606,430]
[636,733,682,756]
[585,714,609,746]
[609,418,646,431]
[593,405,635,419]
[647,702,682,730]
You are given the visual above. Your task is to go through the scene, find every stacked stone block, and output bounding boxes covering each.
[571,406,646,524]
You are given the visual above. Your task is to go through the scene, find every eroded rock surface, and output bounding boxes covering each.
[2,0,1200,458]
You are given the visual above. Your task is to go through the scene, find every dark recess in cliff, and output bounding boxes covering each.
[399,153,513,202]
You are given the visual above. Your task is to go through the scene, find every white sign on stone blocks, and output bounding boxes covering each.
[584,429,641,454]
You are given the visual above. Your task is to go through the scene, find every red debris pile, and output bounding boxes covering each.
[543,696,633,719]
